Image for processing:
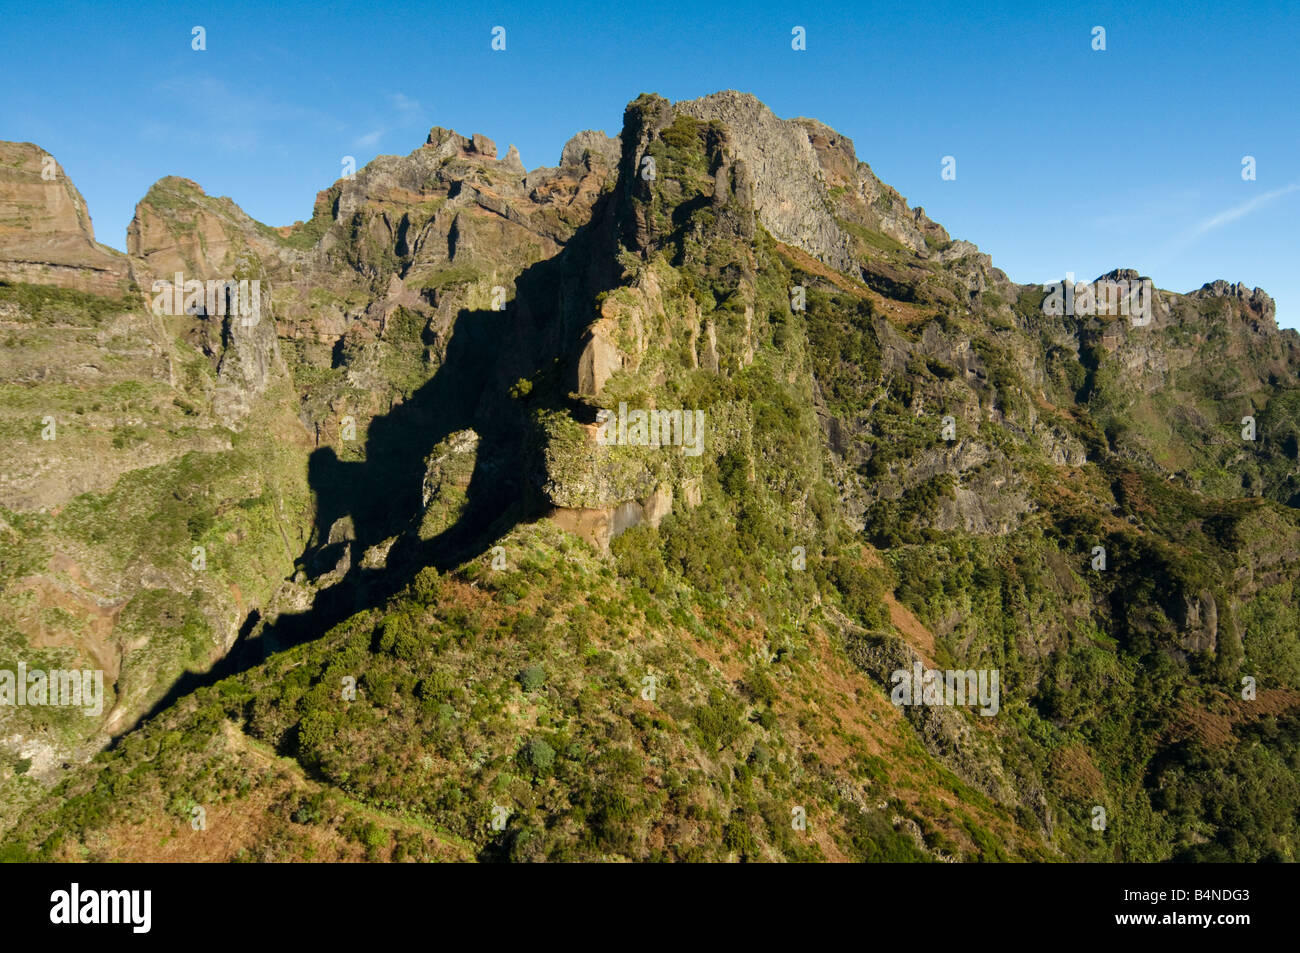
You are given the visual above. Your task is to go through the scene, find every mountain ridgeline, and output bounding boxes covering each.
[1,91,1298,862]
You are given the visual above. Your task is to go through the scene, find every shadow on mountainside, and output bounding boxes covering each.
[112,187,625,745]
[108,311,519,741]
[111,254,598,743]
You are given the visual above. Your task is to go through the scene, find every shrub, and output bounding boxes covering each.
[517,665,546,692]
[723,818,758,858]
[411,567,442,605]
[610,525,667,595]
[519,737,556,773]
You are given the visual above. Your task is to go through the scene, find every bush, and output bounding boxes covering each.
[517,665,546,692]
[723,817,758,858]
[692,689,745,750]
[411,567,442,605]
[519,737,556,773]
[610,525,667,595]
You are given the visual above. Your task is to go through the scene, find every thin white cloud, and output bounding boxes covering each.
[1150,182,1300,265]
[1089,188,1202,231]
[1184,183,1300,241]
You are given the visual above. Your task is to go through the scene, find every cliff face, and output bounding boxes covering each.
[1,92,1299,863]
[0,143,131,295]
[126,176,286,280]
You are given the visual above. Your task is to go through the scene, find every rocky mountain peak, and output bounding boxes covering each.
[1096,267,1143,283]
[668,92,986,276]
[1193,279,1276,325]
[672,91,857,272]
[557,129,622,172]
[0,142,130,294]
[127,175,283,281]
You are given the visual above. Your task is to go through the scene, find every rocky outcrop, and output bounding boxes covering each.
[1191,280,1276,327]
[550,481,675,552]
[418,429,480,539]
[124,177,288,426]
[676,92,856,273]
[558,130,622,170]
[0,143,131,294]
[422,429,479,507]
[211,287,281,425]
[126,176,289,282]
[674,92,1009,302]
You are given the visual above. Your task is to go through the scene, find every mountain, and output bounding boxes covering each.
[0,143,132,296]
[1,91,1298,861]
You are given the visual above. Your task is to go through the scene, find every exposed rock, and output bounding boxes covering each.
[211,284,282,426]
[576,324,624,396]
[0,143,131,294]
[422,428,480,508]
[1192,280,1276,327]
[550,481,674,552]
[126,177,286,281]
[559,130,622,170]
[676,92,856,273]
[361,536,398,569]
[327,515,356,545]
[1174,590,1219,655]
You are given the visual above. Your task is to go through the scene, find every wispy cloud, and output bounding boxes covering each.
[389,93,421,115]
[1182,183,1300,241]
[1151,182,1300,265]
[141,78,424,155]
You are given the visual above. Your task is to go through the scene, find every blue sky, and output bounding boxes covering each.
[4,1,1297,327]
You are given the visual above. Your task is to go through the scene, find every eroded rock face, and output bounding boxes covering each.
[417,429,481,540]
[550,481,675,552]
[676,92,857,273]
[125,176,294,427]
[1192,280,1276,327]
[422,429,479,507]
[126,176,289,281]
[0,143,131,295]
[211,290,282,425]
[1174,590,1220,655]
[576,324,624,396]
[115,124,629,429]
[558,130,622,170]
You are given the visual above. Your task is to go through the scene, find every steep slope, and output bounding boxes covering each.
[1,91,1298,861]
[0,143,132,296]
